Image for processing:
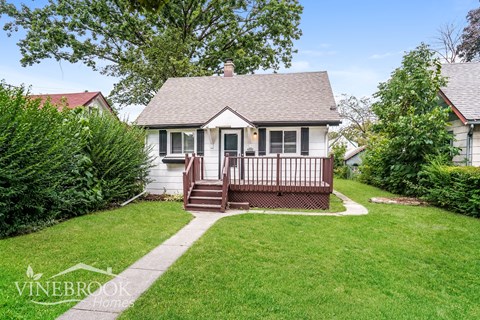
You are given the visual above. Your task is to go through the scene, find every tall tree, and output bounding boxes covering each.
[0,0,303,106]
[458,6,480,62]
[127,0,170,12]
[335,94,375,146]
[432,23,463,63]
[360,44,458,195]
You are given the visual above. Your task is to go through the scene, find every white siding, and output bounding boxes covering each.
[472,125,480,167]
[204,108,251,128]
[145,126,329,194]
[203,128,220,180]
[145,130,185,194]
[449,119,469,165]
[86,96,111,114]
[309,127,328,157]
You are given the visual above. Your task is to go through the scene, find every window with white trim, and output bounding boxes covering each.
[170,131,194,154]
[269,130,297,154]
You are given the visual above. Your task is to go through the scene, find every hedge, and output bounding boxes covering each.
[419,163,480,217]
[0,83,152,237]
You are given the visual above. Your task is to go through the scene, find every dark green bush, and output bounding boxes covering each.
[0,83,152,237]
[86,111,153,205]
[419,163,480,217]
[0,85,82,236]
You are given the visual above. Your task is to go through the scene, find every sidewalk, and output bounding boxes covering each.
[58,191,367,320]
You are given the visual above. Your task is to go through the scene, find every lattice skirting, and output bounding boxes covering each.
[229,191,330,210]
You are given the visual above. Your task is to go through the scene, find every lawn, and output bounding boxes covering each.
[120,180,480,319]
[0,201,191,320]
[251,194,345,213]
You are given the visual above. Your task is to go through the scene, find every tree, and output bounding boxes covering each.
[432,23,463,63]
[360,44,458,195]
[330,142,348,178]
[127,0,170,12]
[335,94,375,146]
[0,0,303,106]
[458,6,480,62]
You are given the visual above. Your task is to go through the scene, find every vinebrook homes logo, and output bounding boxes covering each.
[15,263,133,307]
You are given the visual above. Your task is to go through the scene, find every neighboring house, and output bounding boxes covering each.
[329,134,358,154]
[30,91,115,115]
[344,146,366,168]
[136,60,341,211]
[440,62,480,166]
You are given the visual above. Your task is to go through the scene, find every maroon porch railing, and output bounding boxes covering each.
[183,154,204,208]
[221,155,230,212]
[227,154,334,193]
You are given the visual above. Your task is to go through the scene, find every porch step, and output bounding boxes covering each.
[194,184,223,190]
[189,196,222,205]
[185,203,222,212]
[191,189,222,197]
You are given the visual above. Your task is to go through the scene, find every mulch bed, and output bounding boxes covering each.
[142,194,168,201]
[369,197,427,206]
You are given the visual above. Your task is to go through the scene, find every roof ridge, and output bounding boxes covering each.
[441,61,480,66]
[30,91,100,97]
[167,71,328,81]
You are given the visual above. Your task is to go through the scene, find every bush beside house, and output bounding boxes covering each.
[360,44,458,195]
[419,163,480,217]
[0,83,152,238]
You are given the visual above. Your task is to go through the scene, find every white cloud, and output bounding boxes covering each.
[119,104,146,123]
[299,49,337,57]
[329,67,386,98]
[288,60,311,72]
[369,50,404,60]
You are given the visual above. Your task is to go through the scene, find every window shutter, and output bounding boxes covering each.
[301,127,309,156]
[258,128,266,156]
[159,130,167,156]
[196,129,204,156]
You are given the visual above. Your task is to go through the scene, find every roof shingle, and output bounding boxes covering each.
[440,62,480,121]
[136,72,340,127]
[30,92,101,109]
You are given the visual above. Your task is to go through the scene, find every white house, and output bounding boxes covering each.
[136,61,341,201]
[440,62,480,166]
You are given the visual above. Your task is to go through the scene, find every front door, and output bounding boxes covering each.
[221,129,241,174]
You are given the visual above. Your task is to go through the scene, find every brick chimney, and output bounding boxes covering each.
[224,59,234,77]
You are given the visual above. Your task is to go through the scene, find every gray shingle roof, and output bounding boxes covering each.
[135,72,340,127]
[440,62,480,121]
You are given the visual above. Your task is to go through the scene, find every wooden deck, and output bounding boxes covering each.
[229,180,330,193]
[184,154,334,212]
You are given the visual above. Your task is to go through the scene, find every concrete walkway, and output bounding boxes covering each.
[58,191,366,320]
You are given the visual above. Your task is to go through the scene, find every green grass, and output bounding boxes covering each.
[120,180,480,319]
[0,201,191,320]
[252,194,345,213]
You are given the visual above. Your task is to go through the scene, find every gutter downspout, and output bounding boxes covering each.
[121,190,147,207]
[466,124,474,166]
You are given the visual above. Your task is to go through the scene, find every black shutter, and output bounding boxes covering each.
[159,130,167,156]
[301,127,309,156]
[258,128,266,156]
[196,129,204,156]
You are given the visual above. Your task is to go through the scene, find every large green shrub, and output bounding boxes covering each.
[0,85,78,235]
[85,111,153,205]
[0,83,152,237]
[360,44,458,195]
[419,163,480,217]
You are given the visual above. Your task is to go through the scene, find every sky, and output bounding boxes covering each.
[0,0,478,121]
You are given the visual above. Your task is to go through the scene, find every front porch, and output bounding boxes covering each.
[183,154,334,212]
